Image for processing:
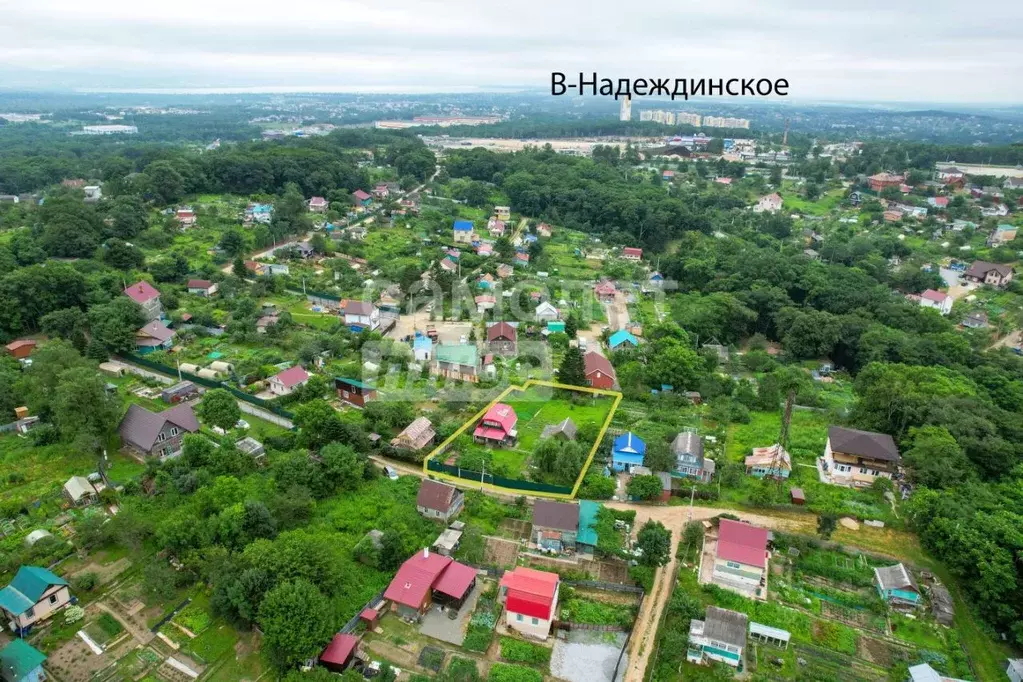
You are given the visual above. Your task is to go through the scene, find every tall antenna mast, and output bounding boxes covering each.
[775,389,796,485]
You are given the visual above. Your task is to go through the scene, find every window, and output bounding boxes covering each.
[531,618,539,625]
[156,432,166,443]
[170,427,179,437]
[24,607,34,618]
[726,561,741,569]
[859,467,868,474]
[516,613,523,622]
[49,594,58,605]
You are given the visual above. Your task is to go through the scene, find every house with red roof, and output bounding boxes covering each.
[383,549,477,620]
[308,196,328,213]
[123,281,163,321]
[622,247,643,261]
[712,519,769,597]
[187,279,218,297]
[473,403,518,446]
[352,189,373,207]
[594,280,617,302]
[499,566,560,640]
[268,366,310,397]
[4,339,36,360]
[918,289,952,316]
[175,207,196,226]
[487,322,517,356]
[583,351,617,390]
[320,633,360,673]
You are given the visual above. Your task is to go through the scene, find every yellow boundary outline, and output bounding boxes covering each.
[422,379,623,500]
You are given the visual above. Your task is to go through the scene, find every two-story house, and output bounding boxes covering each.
[341,301,380,332]
[487,322,517,356]
[124,280,163,321]
[612,432,646,472]
[0,566,71,635]
[453,219,475,244]
[672,431,714,482]
[532,500,579,553]
[820,426,900,488]
[499,567,559,641]
[433,344,478,382]
[473,403,517,447]
[963,261,1014,288]
[118,403,199,459]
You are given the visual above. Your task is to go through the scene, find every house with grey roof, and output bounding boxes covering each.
[821,425,900,488]
[874,563,921,608]
[672,431,713,483]
[118,403,199,460]
[532,500,580,553]
[540,417,577,441]
[63,476,98,506]
[687,606,747,668]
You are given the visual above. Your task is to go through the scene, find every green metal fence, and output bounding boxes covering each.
[426,459,572,495]
[120,353,295,419]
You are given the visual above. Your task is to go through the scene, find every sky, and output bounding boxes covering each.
[1,0,1021,103]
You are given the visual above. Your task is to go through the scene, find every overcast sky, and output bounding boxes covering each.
[1,0,1020,102]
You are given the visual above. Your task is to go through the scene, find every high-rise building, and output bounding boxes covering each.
[639,110,653,121]
[676,112,702,126]
[620,97,632,122]
[703,116,750,129]
[665,112,675,125]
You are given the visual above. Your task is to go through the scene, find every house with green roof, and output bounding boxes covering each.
[0,639,46,682]
[433,344,479,383]
[577,501,601,556]
[0,566,71,634]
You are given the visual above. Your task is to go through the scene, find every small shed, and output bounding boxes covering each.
[161,381,198,404]
[432,528,463,556]
[235,437,266,463]
[360,607,380,630]
[790,488,805,505]
[320,633,359,673]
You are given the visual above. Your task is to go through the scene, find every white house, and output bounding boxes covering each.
[534,301,559,323]
[341,301,380,332]
[918,289,952,315]
[499,567,559,641]
[268,366,310,397]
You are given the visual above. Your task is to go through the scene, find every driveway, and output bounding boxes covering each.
[419,583,482,645]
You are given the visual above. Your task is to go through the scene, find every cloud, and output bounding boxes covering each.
[0,0,1019,101]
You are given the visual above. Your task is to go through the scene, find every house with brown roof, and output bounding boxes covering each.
[531,500,579,552]
[416,479,464,522]
[4,340,36,360]
[583,351,617,390]
[820,426,900,488]
[487,322,517,356]
[186,279,218,297]
[392,417,435,452]
[118,403,199,460]
[963,261,1013,288]
[135,320,175,354]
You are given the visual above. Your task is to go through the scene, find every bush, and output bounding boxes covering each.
[73,572,99,592]
[500,637,552,666]
[489,663,543,682]
[560,598,635,628]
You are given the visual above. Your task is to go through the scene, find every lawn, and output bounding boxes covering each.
[502,386,615,455]
[779,183,847,216]
[724,409,830,465]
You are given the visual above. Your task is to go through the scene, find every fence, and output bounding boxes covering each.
[564,579,644,594]
[340,589,386,634]
[553,621,628,632]
[119,354,295,420]
[426,459,572,496]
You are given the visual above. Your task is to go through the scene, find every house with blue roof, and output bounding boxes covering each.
[413,334,433,362]
[0,639,46,682]
[0,566,71,634]
[608,330,639,350]
[453,219,475,244]
[612,432,646,472]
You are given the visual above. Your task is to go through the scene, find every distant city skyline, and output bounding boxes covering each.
[0,0,1020,103]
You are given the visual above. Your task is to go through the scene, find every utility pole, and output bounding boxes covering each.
[687,485,696,523]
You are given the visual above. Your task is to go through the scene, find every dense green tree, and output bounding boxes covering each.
[197,389,242,432]
[258,579,335,672]
[636,520,671,566]
[88,298,146,354]
[557,346,586,387]
[627,475,664,501]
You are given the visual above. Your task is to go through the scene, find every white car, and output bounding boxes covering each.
[385,466,400,481]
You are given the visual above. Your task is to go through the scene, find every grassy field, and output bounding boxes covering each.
[503,386,615,454]
[779,184,847,216]
[724,409,830,464]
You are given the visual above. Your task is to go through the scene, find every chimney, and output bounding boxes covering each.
[423,547,429,559]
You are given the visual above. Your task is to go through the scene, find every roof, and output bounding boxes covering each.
[749,622,790,642]
[613,432,646,456]
[594,281,616,296]
[417,479,459,513]
[187,279,213,289]
[124,280,160,304]
[672,432,703,460]
[500,567,559,620]
[137,320,175,344]
[609,330,638,348]
[701,606,748,648]
[541,417,577,440]
[432,561,476,599]
[535,301,558,315]
[930,584,954,621]
[5,339,36,352]
[414,335,433,350]
[342,300,376,316]
[0,566,68,616]
[271,365,309,389]
[118,403,199,451]
[745,444,791,471]
[453,219,474,232]
[584,351,615,379]
[577,500,600,547]
[394,417,434,449]
[920,289,949,303]
[64,475,95,501]
[335,377,374,391]
[383,550,452,608]
[717,519,769,568]
[479,403,517,432]
[827,426,899,463]
[487,322,517,342]
[0,639,46,679]
[622,247,642,257]
[320,633,359,666]
[533,500,579,532]
[874,563,919,593]
[353,189,372,200]
[436,344,477,367]
[965,260,1013,279]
